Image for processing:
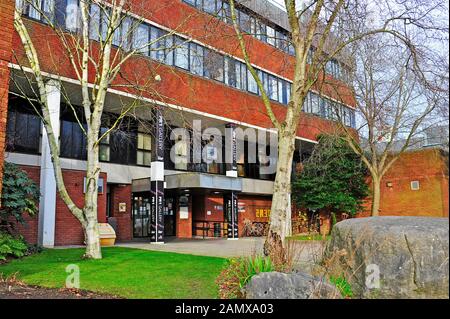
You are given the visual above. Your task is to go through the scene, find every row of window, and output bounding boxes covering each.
[6,99,153,167]
[303,92,356,127]
[18,0,355,126]
[182,0,351,83]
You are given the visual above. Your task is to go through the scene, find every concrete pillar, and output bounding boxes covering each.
[38,80,61,247]
[150,107,165,244]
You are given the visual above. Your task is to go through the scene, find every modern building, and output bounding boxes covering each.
[0,0,356,246]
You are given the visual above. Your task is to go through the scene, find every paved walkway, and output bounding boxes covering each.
[117,237,325,271]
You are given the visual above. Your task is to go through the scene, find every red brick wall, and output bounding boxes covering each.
[14,165,40,244]
[55,170,107,246]
[110,184,132,241]
[358,149,449,217]
[0,0,14,200]
[14,165,108,245]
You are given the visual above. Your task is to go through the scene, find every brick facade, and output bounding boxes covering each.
[109,184,133,241]
[0,0,15,200]
[14,165,108,246]
[359,148,449,217]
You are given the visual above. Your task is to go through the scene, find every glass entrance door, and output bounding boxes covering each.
[133,195,150,237]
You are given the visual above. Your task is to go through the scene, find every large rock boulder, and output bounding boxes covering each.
[325,217,449,299]
[245,272,342,299]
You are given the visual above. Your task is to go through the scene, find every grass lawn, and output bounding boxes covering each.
[287,234,331,241]
[0,247,226,299]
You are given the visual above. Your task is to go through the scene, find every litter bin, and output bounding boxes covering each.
[214,223,221,238]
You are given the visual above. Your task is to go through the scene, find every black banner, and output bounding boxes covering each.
[153,107,165,162]
[150,180,165,243]
[225,192,239,239]
[225,123,238,172]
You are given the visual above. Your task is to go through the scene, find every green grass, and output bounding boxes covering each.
[0,247,226,299]
[287,234,331,241]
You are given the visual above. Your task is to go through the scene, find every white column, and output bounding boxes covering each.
[38,80,61,248]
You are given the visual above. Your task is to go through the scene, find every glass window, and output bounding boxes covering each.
[247,68,258,94]
[150,27,167,62]
[121,16,132,50]
[28,0,41,20]
[174,36,189,70]
[204,49,224,82]
[99,127,110,162]
[219,1,232,24]
[275,30,287,51]
[164,34,174,65]
[266,25,275,46]
[269,75,278,101]
[65,0,80,32]
[311,93,320,114]
[89,3,101,40]
[133,23,149,55]
[137,133,152,166]
[190,43,204,75]
[255,20,266,42]
[224,58,236,87]
[235,61,247,90]
[203,0,217,14]
[6,98,41,154]
[239,10,252,33]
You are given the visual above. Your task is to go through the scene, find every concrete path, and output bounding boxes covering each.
[116,237,325,271]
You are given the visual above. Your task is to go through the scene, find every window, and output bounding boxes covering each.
[150,27,167,63]
[174,36,190,70]
[268,75,278,101]
[65,0,80,32]
[266,25,275,46]
[311,93,320,115]
[137,133,152,166]
[6,97,41,154]
[224,58,236,87]
[109,118,138,165]
[278,80,289,104]
[89,3,101,40]
[133,23,149,55]
[203,0,217,15]
[190,43,204,75]
[235,61,247,90]
[99,127,110,162]
[275,30,288,52]
[247,68,258,94]
[60,105,87,160]
[255,20,266,42]
[411,181,420,191]
[204,49,224,82]
[239,10,252,33]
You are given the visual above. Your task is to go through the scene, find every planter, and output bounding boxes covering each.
[98,223,116,247]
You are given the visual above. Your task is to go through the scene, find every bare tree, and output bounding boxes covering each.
[12,0,193,259]
[335,34,448,216]
[228,0,448,260]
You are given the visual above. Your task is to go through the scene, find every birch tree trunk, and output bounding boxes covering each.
[83,135,102,259]
[264,129,296,262]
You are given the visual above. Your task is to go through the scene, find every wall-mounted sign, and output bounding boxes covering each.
[118,202,127,213]
[83,177,104,194]
[256,208,271,218]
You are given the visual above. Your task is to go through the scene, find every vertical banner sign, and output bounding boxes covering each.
[225,192,239,240]
[225,123,237,177]
[150,107,165,243]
